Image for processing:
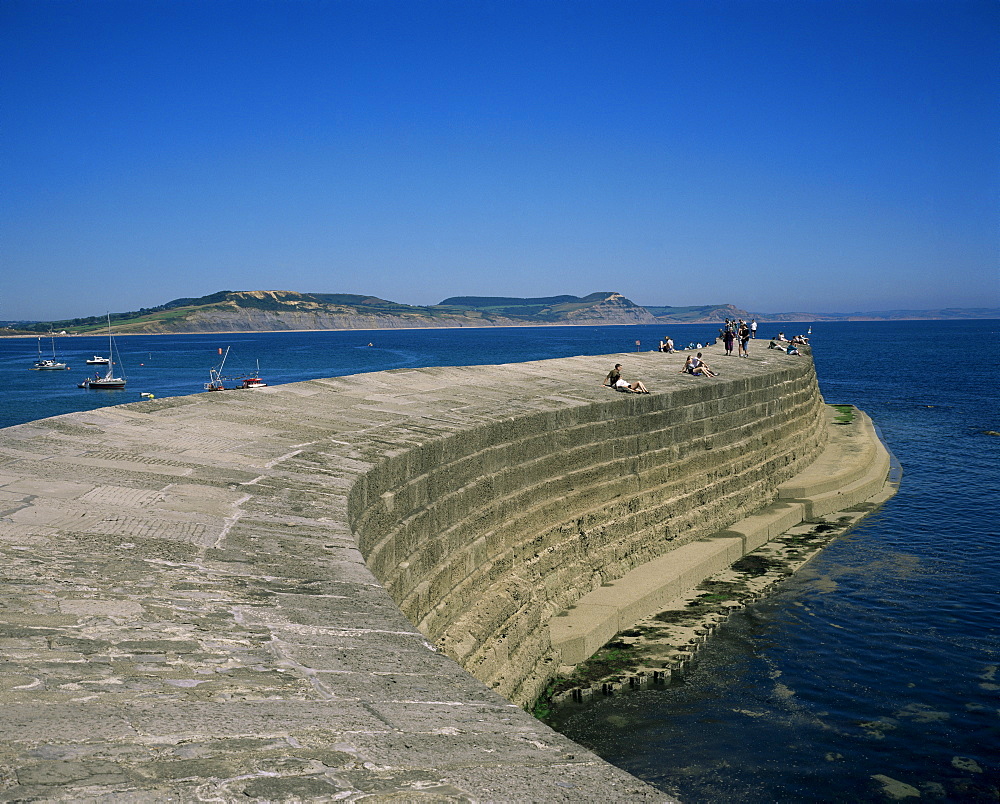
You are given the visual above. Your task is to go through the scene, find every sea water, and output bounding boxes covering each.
[2,320,998,801]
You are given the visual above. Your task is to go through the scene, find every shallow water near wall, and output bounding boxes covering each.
[546,319,1000,802]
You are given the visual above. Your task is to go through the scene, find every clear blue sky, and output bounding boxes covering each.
[3,0,997,321]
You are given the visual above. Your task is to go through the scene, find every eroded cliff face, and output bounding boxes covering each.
[561,292,658,324]
[131,308,515,333]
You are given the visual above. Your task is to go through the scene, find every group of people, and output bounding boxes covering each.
[603,349,717,393]
[768,331,810,356]
[724,318,757,337]
[658,336,708,353]
[603,319,813,393]
[720,318,753,358]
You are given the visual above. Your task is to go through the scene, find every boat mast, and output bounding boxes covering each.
[106,314,114,379]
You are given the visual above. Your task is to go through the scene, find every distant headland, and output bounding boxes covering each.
[3,290,998,335]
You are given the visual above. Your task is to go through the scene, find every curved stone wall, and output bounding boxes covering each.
[0,345,829,800]
[349,352,827,706]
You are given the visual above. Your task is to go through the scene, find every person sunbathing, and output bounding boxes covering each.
[603,364,650,393]
[680,353,716,377]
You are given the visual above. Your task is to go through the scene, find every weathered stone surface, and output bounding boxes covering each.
[0,345,832,801]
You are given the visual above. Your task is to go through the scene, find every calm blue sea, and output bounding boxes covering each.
[3,320,998,801]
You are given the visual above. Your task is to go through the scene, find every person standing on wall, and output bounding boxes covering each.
[723,327,735,356]
[739,322,751,358]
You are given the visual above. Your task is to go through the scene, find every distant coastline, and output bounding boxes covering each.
[3,315,997,340]
[3,289,998,337]
[0,320,651,339]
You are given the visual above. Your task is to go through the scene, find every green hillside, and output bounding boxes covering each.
[8,290,653,334]
[6,293,995,336]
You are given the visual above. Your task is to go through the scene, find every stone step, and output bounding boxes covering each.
[550,405,894,666]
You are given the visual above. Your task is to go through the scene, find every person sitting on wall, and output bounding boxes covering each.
[603,363,650,393]
[693,352,717,376]
[680,353,717,377]
[768,339,781,349]
[786,342,801,356]
[681,355,702,375]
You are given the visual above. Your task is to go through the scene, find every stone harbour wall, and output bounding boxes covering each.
[0,345,829,801]
[349,352,827,707]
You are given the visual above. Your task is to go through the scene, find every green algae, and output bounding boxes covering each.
[831,404,856,424]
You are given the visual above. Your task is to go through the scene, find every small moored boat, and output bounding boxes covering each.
[35,359,69,370]
[79,315,125,390]
[204,348,267,391]
[32,336,69,370]
[239,374,268,389]
[86,355,110,365]
[79,369,126,390]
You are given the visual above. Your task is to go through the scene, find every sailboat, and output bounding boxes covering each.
[32,335,69,370]
[79,315,126,389]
